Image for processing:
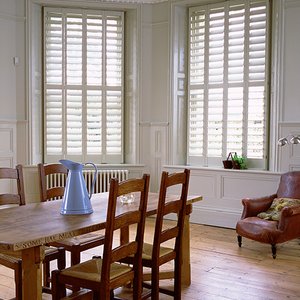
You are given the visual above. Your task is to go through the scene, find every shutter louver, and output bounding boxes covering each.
[188,0,269,167]
[44,8,124,163]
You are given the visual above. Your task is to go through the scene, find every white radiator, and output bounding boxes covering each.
[47,169,129,194]
[84,169,129,193]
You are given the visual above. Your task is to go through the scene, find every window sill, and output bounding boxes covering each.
[163,165,281,176]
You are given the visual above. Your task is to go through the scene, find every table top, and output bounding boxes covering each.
[0,193,201,252]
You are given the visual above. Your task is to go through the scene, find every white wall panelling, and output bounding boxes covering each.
[0,121,16,168]
[0,120,17,194]
[140,122,168,191]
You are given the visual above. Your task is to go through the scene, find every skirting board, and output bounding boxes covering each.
[190,206,241,229]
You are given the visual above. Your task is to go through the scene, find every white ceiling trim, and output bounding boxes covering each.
[98,0,168,3]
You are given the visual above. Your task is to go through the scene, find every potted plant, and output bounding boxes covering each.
[232,153,247,169]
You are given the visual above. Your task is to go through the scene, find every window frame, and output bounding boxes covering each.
[43,7,125,164]
[185,0,271,169]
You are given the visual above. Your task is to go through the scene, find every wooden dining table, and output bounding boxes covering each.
[0,192,201,300]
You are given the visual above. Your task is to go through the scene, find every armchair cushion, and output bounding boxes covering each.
[257,197,300,221]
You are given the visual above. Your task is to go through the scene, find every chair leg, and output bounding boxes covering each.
[71,247,81,266]
[52,270,66,300]
[151,265,160,300]
[15,260,22,300]
[174,257,181,300]
[43,260,51,288]
[70,248,81,293]
[58,247,66,270]
[237,235,242,247]
[271,244,277,259]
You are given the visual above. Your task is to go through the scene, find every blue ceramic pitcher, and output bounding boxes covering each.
[59,159,97,215]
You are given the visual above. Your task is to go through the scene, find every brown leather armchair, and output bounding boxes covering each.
[236,171,300,258]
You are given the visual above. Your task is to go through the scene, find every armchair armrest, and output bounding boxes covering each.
[241,194,277,219]
[278,205,300,233]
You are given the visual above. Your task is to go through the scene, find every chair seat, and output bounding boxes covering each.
[52,232,104,248]
[61,258,132,282]
[142,243,173,260]
[236,217,284,244]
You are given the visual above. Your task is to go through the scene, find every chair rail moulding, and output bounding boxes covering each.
[163,165,281,228]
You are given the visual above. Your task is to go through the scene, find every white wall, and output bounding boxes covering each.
[1,0,300,228]
[0,0,26,167]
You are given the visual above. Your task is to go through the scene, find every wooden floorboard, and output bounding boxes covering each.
[0,219,299,299]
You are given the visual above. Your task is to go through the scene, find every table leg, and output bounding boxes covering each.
[21,246,44,300]
[181,213,191,286]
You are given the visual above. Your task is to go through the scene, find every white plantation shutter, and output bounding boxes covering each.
[44,8,124,163]
[188,0,270,168]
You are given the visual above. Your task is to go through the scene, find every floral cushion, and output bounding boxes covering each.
[257,197,300,221]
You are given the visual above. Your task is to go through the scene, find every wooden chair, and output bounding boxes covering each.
[38,163,107,283]
[122,169,190,300]
[51,174,150,300]
[0,165,65,299]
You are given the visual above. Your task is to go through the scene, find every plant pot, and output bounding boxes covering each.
[232,161,241,169]
[223,160,233,169]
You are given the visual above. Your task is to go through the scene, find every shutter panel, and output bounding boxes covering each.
[106,90,122,154]
[247,2,267,159]
[45,12,63,85]
[248,2,267,82]
[66,89,82,154]
[104,14,123,156]
[208,8,224,84]
[228,4,245,83]
[227,87,243,153]
[87,90,102,154]
[66,14,82,85]
[45,89,63,154]
[106,15,123,86]
[247,86,265,158]
[86,14,102,86]
[44,11,63,155]
[188,90,204,156]
[188,9,206,159]
[189,8,205,85]
[207,88,223,157]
